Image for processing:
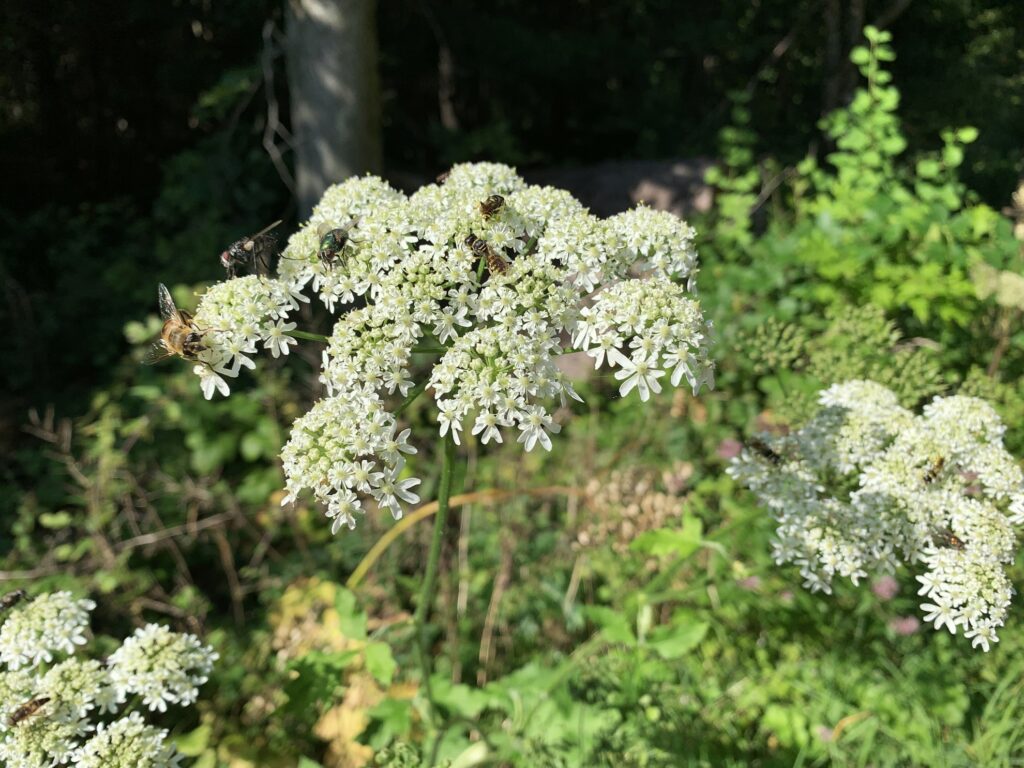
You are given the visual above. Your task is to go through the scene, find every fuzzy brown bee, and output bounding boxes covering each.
[9,697,49,727]
[316,222,349,268]
[219,220,282,278]
[479,194,505,218]
[932,526,966,550]
[464,233,509,276]
[143,284,207,365]
[749,437,783,465]
[436,170,450,184]
[0,589,26,614]
[922,456,946,484]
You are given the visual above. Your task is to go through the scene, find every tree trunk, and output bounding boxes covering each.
[285,0,382,216]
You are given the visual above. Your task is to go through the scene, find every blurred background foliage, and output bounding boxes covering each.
[2,2,1024,766]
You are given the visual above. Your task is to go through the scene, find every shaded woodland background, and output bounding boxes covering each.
[2,0,1021,415]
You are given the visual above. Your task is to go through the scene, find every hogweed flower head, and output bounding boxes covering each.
[0,591,94,670]
[177,163,714,531]
[71,711,182,768]
[729,380,1024,651]
[107,623,217,713]
[0,592,216,766]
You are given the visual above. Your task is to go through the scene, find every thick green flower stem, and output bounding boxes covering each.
[284,328,330,343]
[415,435,456,728]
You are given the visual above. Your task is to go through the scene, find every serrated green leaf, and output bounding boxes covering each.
[364,641,396,686]
[334,588,367,640]
[584,605,635,645]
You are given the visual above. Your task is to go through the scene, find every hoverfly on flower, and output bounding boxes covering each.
[0,590,26,614]
[478,194,505,218]
[8,697,49,727]
[749,436,784,466]
[922,455,946,484]
[143,284,208,364]
[464,233,509,276]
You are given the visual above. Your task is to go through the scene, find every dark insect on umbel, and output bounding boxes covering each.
[479,194,505,218]
[932,526,966,550]
[749,437,783,465]
[436,170,450,184]
[9,697,50,727]
[464,233,509,276]
[922,456,946,484]
[220,220,282,278]
[0,589,26,614]
[317,222,349,268]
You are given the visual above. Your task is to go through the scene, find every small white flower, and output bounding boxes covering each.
[195,365,230,400]
[610,350,665,402]
[516,405,560,452]
[264,320,298,357]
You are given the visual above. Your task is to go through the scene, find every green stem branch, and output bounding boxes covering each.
[395,379,429,417]
[284,329,329,343]
[414,436,456,727]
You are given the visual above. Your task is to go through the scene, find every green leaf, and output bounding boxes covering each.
[298,758,322,768]
[239,431,265,461]
[916,159,941,179]
[367,698,413,745]
[364,642,396,686]
[956,126,979,144]
[630,514,703,559]
[648,619,709,660]
[850,47,871,66]
[584,605,636,645]
[432,679,491,718]
[334,588,368,640]
[943,144,964,168]
[174,724,211,757]
[38,511,72,529]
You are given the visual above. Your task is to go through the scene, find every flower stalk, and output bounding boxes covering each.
[415,435,456,724]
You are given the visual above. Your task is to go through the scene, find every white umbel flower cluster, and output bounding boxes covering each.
[107,624,217,713]
[182,163,714,531]
[72,712,181,768]
[0,591,94,670]
[728,380,1024,651]
[0,591,216,767]
[189,275,307,399]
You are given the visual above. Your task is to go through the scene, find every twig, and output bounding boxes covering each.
[477,533,514,686]
[563,553,585,615]
[114,512,235,551]
[260,20,296,193]
[0,566,60,582]
[213,528,246,627]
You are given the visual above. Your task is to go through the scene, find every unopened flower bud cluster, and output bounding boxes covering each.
[728,380,1024,651]
[0,591,217,767]
[186,163,714,531]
